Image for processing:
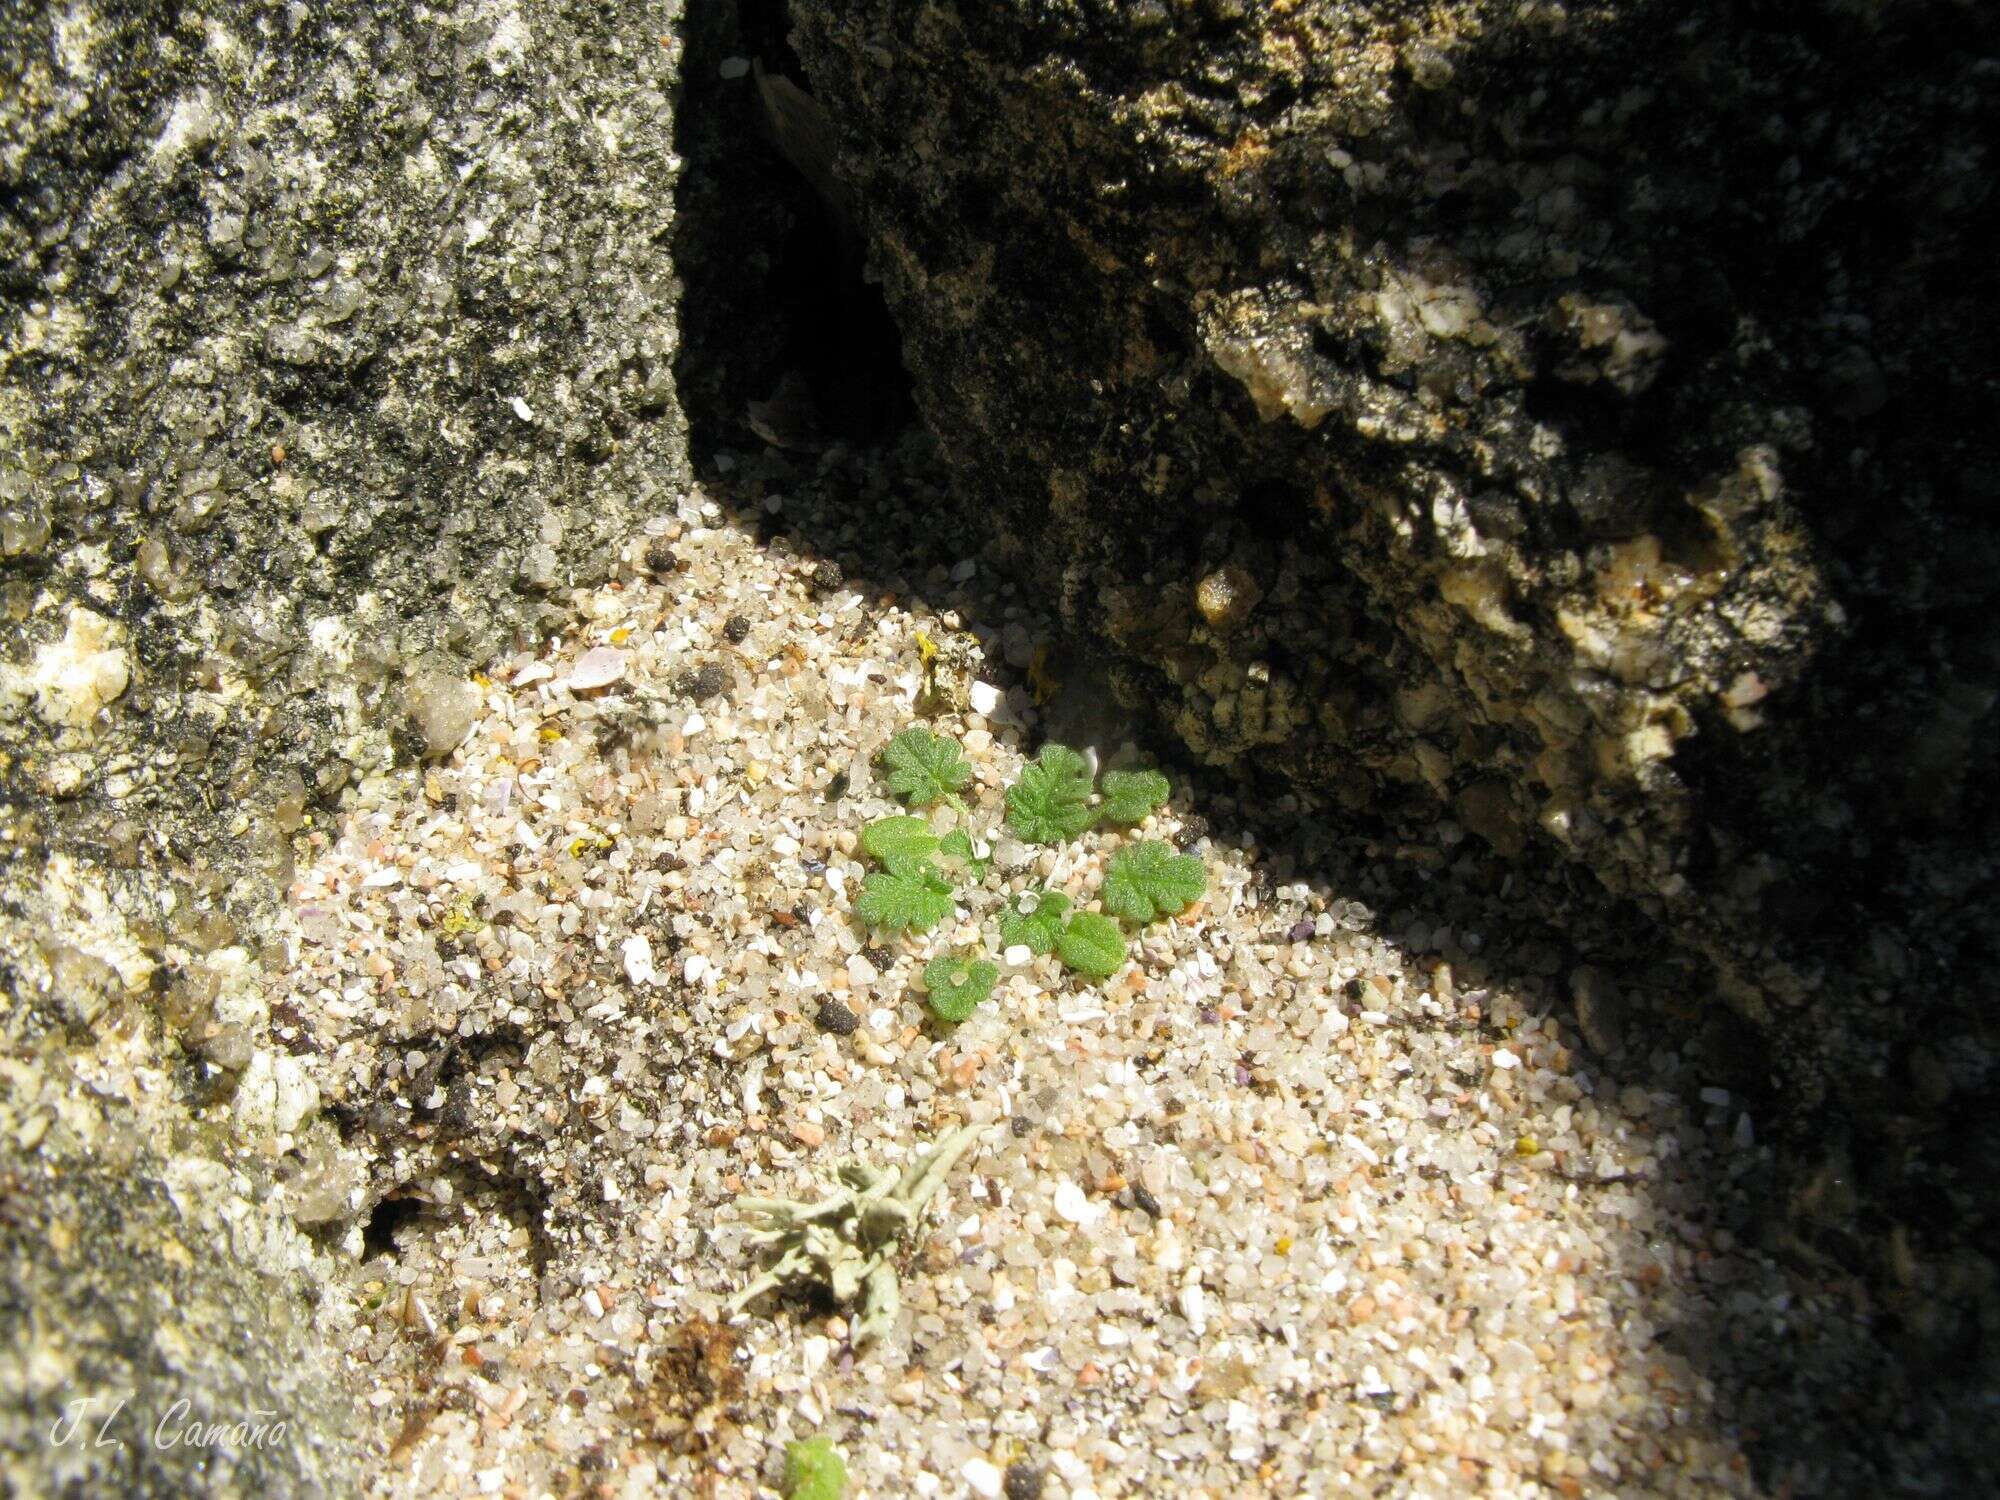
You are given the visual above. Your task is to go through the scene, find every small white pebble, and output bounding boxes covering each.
[718,55,750,79]
[1179,1283,1208,1335]
[621,934,655,986]
[1492,1048,1521,1070]
[1052,1179,1101,1225]
[1002,943,1032,967]
[969,680,1002,715]
[509,395,534,421]
[962,1458,1003,1499]
[1700,1086,1732,1106]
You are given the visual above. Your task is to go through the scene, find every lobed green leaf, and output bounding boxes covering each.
[1055,911,1128,979]
[855,866,954,933]
[879,727,972,808]
[1101,841,1206,924]
[1004,743,1095,844]
[998,887,1070,955]
[1097,768,1171,827]
[922,953,998,1023]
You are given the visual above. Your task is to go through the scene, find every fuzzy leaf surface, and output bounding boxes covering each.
[879,727,971,808]
[1097,768,1170,826]
[1004,743,1095,844]
[861,815,940,874]
[784,1436,848,1500]
[855,866,954,933]
[1101,841,1206,924]
[922,953,998,1023]
[998,888,1071,955]
[1055,911,1127,979]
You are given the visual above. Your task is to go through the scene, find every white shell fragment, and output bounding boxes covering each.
[562,646,627,692]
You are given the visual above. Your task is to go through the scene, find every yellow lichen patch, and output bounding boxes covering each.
[1028,643,1061,706]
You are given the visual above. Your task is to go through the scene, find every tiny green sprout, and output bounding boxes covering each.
[878,726,972,810]
[856,865,954,933]
[1055,911,1127,980]
[938,827,990,879]
[1101,840,1206,924]
[1097,767,1171,827]
[922,952,998,1023]
[999,887,1070,955]
[861,815,941,874]
[1005,742,1095,844]
[784,1435,847,1500]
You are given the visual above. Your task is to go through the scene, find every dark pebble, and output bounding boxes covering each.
[1009,1115,1036,1138]
[1132,1185,1162,1217]
[1288,919,1315,943]
[678,662,728,701]
[801,857,827,876]
[1003,1462,1045,1500]
[1199,1006,1219,1024]
[643,539,679,576]
[808,559,843,593]
[723,613,751,643]
[655,852,687,873]
[815,998,859,1036]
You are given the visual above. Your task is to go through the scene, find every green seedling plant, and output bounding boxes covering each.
[878,726,971,812]
[783,1436,847,1500]
[922,952,997,1023]
[998,887,1070,955]
[852,724,1204,993]
[1101,840,1208,924]
[729,726,1208,1352]
[1005,743,1096,844]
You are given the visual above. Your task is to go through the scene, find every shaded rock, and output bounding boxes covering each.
[787,3,2000,1487]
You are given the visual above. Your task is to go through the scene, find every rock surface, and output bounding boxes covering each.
[789,0,1998,1404]
[2,0,690,1489]
[0,1143,361,1496]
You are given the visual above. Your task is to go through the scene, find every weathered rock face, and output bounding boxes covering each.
[787,0,1998,1271]
[0,1143,362,1496]
[2,0,689,933]
[2,0,689,1487]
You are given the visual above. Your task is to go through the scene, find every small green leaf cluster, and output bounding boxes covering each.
[998,888,1127,980]
[1004,747,1169,845]
[850,724,1203,1023]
